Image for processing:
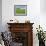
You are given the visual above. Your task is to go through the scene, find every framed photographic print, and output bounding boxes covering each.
[14,5,27,16]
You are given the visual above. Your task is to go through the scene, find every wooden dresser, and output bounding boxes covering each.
[7,23,34,46]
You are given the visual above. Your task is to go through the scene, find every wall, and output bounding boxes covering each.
[0,0,2,32]
[2,0,40,30]
[40,0,46,32]
[2,0,46,46]
[40,0,46,13]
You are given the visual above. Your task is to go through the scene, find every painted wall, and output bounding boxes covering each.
[0,0,2,32]
[40,0,46,32]
[40,0,46,13]
[2,0,46,46]
[2,0,40,31]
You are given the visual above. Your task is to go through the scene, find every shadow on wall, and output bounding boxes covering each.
[33,33,39,46]
[40,0,46,13]
[0,0,2,32]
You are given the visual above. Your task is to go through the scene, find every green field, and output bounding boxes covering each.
[16,8,25,14]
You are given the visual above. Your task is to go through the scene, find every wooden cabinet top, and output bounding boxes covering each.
[7,23,34,32]
[7,23,34,25]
